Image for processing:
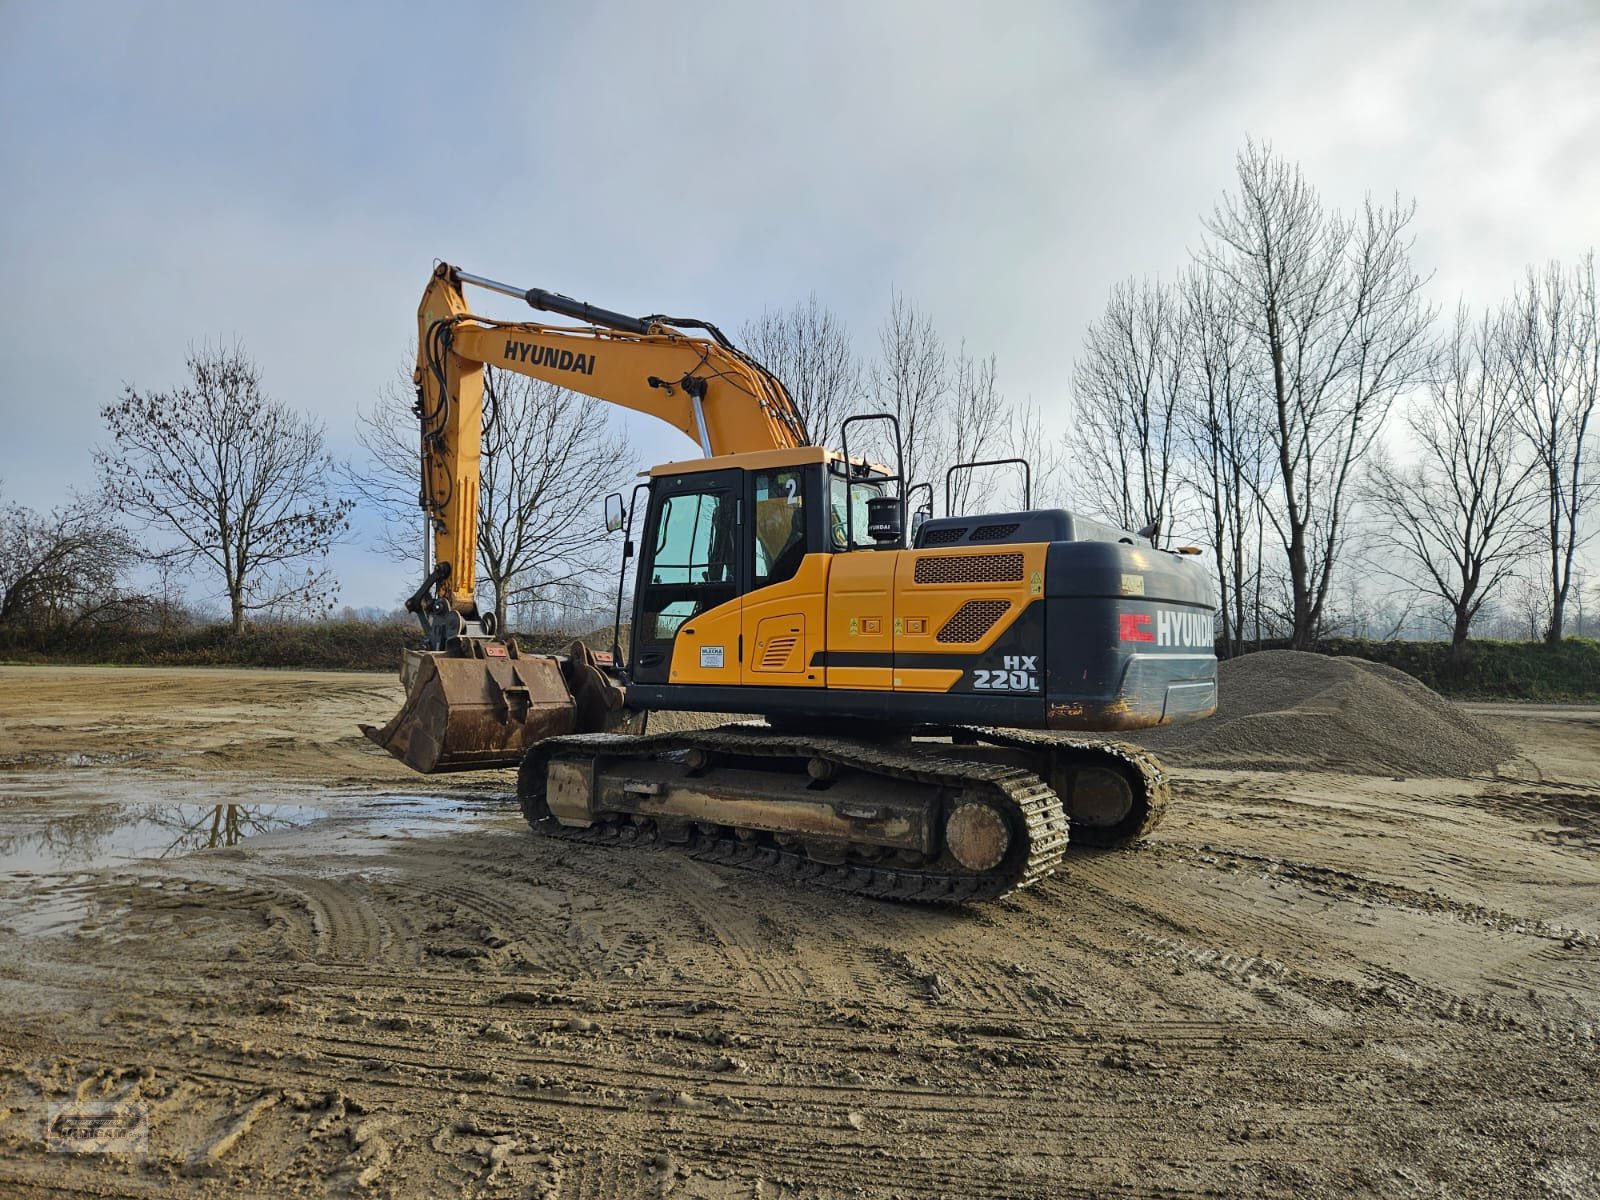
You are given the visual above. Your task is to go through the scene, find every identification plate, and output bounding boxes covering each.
[700,645,725,669]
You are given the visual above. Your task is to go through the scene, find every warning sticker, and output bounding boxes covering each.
[1121,573,1145,596]
[700,645,725,669]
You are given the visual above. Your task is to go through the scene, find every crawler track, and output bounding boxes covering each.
[517,725,1070,902]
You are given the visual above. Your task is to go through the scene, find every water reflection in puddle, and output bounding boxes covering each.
[0,774,514,876]
[0,772,514,936]
[0,801,326,874]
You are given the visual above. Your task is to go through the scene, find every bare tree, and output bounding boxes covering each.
[1504,572,1554,641]
[1068,277,1187,544]
[1365,305,1538,649]
[1007,399,1067,510]
[348,363,631,632]
[1202,140,1434,648]
[477,368,632,631]
[945,347,1014,514]
[738,294,865,449]
[871,290,950,491]
[346,358,431,565]
[1505,250,1599,642]
[97,344,353,634]
[1176,265,1269,656]
[0,493,138,631]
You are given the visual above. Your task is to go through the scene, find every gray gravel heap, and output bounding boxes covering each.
[1135,650,1515,777]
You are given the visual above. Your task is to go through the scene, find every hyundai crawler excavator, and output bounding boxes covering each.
[364,263,1217,901]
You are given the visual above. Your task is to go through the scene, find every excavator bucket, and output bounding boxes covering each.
[362,642,634,774]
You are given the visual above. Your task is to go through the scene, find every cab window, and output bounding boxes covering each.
[829,475,884,550]
[753,469,809,586]
[641,489,735,642]
[650,491,733,584]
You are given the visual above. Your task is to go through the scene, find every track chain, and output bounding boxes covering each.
[947,727,1171,848]
[518,725,1069,903]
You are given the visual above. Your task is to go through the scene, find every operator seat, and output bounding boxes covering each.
[766,507,809,586]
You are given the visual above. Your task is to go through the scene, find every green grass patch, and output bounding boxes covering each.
[0,621,427,671]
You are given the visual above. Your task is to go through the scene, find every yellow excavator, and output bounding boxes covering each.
[364,263,1217,901]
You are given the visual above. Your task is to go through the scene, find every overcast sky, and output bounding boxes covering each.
[2,0,1595,611]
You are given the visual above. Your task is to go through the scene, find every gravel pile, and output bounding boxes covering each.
[1136,650,1514,777]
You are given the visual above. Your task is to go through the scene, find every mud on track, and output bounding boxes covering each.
[0,665,1596,1198]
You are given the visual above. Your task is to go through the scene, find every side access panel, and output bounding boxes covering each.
[741,555,830,687]
[666,593,745,685]
[823,552,896,690]
[892,543,1048,695]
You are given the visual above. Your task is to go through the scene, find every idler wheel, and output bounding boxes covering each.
[944,801,1010,872]
[1069,765,1136,828]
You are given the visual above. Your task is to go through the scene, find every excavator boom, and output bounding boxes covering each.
[412,263,807,613]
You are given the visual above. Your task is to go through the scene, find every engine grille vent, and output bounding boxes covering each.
[759,636,799,670]
[914,552,1025,585]
[937,600,1012,643]
[970,523,1020,541]
[921,526,967,545]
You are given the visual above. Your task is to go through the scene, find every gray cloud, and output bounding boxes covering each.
[2,0,1595,607]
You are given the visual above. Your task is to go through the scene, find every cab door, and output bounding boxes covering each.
[631,469,743,686]
[742,466,828,688]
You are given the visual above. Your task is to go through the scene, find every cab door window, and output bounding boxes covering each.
[634,482,738,682]
[752,469,811,587]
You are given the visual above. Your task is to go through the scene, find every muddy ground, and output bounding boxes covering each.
[0,665,1596,1198]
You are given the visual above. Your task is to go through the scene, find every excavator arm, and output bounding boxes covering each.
[414,264,808,624]
[366,263,810,773]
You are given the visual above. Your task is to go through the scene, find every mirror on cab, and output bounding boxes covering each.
[604,492,625,533]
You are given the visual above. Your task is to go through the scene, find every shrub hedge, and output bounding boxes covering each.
[1237,637,1600,703]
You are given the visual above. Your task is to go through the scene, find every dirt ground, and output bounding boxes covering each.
[0,665,1596,1198]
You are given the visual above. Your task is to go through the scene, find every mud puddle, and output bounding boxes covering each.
[0,768,514,937]
[0,771,330,874]
[0,798,325,874]
[0,775,515,875]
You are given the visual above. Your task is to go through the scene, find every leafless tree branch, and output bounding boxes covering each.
[95,343,353,633]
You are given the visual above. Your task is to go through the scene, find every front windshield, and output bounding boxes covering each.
[829,475,884,550]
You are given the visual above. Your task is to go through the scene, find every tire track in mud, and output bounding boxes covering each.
[1048,844,1600,1047]
[6,961,1593,1200]
[410,874,583,976]
[268,874,406,966]
[1159,839,1600,947]
[1470,786,1600,853]
[6,674,1600,1198]
[562,1148,650,1200]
